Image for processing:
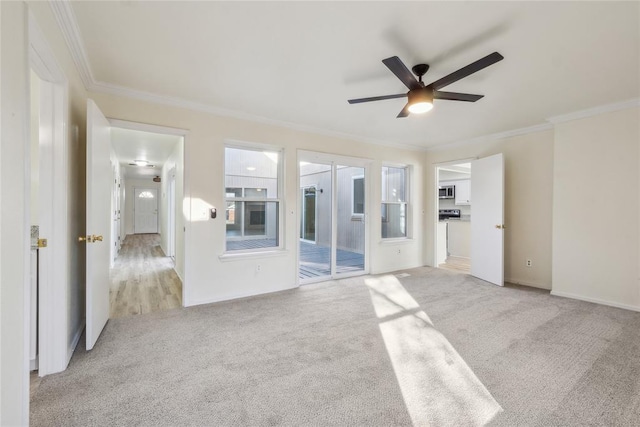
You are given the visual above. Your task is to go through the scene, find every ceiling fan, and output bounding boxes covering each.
[348,52,504,118]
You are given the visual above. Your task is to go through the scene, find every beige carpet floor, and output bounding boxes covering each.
[30,267,640,426]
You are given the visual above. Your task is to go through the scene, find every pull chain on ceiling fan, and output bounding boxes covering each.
[348,52,504,118]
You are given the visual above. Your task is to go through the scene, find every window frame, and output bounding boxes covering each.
[381,164,410,240]
[223,142,284,254]
[351,174,365,217]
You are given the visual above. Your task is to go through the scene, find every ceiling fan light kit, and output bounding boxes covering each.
[407,88,433,114]
[348,52,504,118]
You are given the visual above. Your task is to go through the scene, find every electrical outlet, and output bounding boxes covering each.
[397,249,401,255]
[526,259,532,267]
[256,264,262,272]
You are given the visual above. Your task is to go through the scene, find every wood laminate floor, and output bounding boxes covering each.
[438,256,471,273]
[110,234,182,319]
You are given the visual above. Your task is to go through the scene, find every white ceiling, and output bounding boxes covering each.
[71,1,639,149]
[111,127,181,178]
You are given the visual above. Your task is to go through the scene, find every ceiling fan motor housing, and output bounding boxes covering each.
[408,87,433,105]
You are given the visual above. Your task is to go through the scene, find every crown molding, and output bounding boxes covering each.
[547,98,640,124]
[90,81,427,152]
[49,0,94,89]
[48,0,427,153]
[426,122,553,152]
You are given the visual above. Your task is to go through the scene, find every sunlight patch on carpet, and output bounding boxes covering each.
[365,275,502,426]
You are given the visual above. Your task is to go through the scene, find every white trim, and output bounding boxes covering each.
[550,290,640,313]
[187,284,297,308]
[427,123,553,152]
[547,98,640,124]
[218,249,289,262]
[48,2,640,154]
[49,0,425,152]
[505,277,551,290]
[108,118,188,136]
[66,321,84,365]
[48,0,93,89]
[379,238,415,245]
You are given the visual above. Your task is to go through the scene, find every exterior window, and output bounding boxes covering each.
[381,166,408,239]
[352,176,365,215]
[225,146,281,251]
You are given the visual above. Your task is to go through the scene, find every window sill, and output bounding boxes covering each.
[379,238,414,245]
[219,249,289,262]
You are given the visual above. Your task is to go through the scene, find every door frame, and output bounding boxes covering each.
[28,11,71,377]
[297,150,372,285]
[300,184,318,243]
[108,119,189,305]
[432,158,476,269]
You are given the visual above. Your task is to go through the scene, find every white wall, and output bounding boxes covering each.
[0,2,30,423]
[425,129,555,289]
[552,107,640,310]
[90,92,425,306]
[122,177,160,235]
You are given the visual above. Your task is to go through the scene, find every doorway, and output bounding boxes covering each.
[298,153,369,283]
[436,162,472,273]
[434,154,505,286]
[107,124,185,320]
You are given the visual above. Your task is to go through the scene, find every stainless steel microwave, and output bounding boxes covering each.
[439,185,455,199]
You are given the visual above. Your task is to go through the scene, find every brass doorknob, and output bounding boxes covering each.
[92,235,103,242]
[495,224,506,229]
[78,235,92,242]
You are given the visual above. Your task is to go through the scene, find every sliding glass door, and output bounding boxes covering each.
[336,165,366,275]
[298,155,368,283]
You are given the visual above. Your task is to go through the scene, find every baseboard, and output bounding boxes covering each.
[67,321,85,365]
[186,284,298,307]
[30,357,39,371]
[550,290,640,312]
[505,277,551,290]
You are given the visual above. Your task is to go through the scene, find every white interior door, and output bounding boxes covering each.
[85,99,112,350]
[470,153,505,286]
[134,188,159,233]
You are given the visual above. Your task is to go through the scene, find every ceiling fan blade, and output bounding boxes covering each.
[434,91,484,102]
[396,103,410,118]
[382,56,421,90]
[429,52,504,90]
[347,93,407,104]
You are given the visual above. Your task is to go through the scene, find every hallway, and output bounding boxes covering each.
[110,234,182,318]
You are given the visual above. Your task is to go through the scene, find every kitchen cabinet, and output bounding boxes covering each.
[437,222,447,264]
[447,220,471,258]
[455,180,471,205]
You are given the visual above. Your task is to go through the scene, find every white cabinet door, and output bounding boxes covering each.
[455,180,471,205]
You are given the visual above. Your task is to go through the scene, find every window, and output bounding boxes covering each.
[352,176,365,215]
[225,146,281,251]
[381,166,408,239]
